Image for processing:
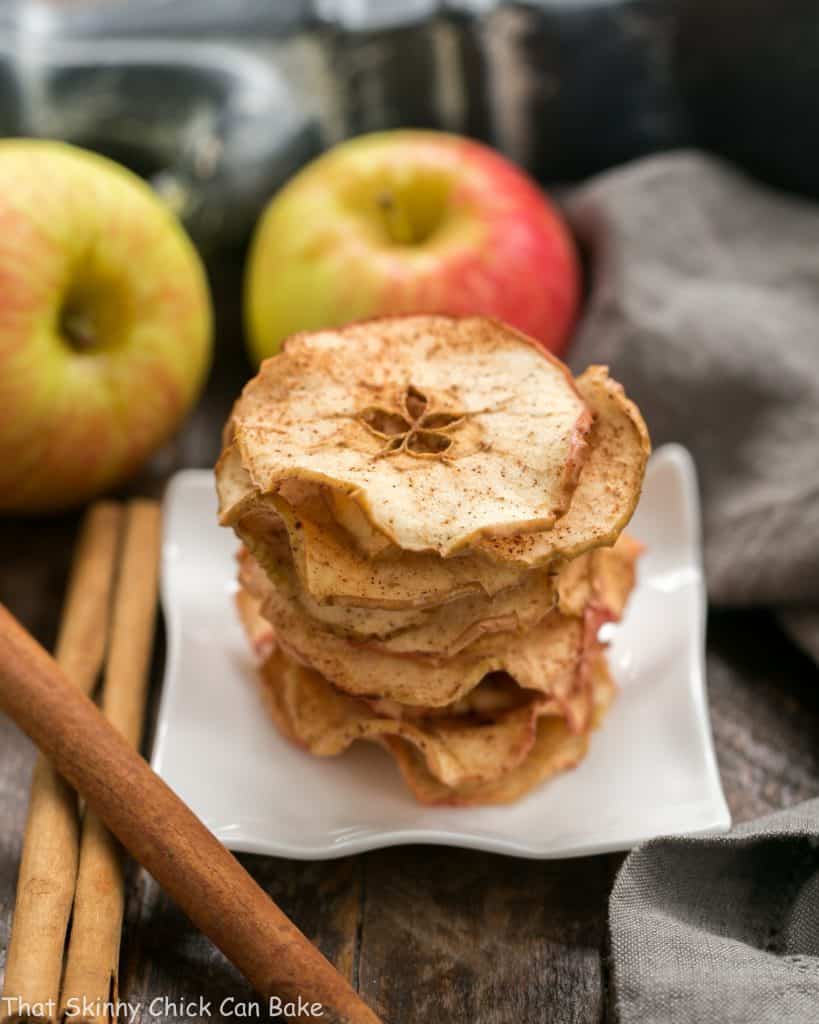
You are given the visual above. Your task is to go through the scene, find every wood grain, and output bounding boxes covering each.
[120,857,361,1024]
[356,847,618,1024]
[2,253,818,1023]
[706,609,819,822]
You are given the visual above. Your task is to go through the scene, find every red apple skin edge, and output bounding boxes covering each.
[0,139,212,514]
[245,130,581,364]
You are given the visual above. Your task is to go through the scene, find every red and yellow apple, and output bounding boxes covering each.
[244,130,579,364]
[0,140,212,512]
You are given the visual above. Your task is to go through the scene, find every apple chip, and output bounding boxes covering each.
[557,533,642,620]
[309,573,557,656]
[238,542,434,636]
[226,316,593,555]
[257,648,581,789]
[591,534,643,620]
[219,314,650,809]
[239,530,639,707]
[250,574,592,708]
[235,583,275,661]
[476,366,650,567]
[327,489,395,559]
[215,442,256,521]
[238,541,557,656]
[385,652,615,806]
[256,490,529,610]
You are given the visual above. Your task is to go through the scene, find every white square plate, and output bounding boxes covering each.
[153,444,730,859]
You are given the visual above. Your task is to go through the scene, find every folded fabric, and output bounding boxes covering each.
[567,151,819,1022]
[566,151,819,662]
[609,798,819,1024]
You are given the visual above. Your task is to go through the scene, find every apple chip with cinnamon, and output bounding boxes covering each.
[217,315,649,805]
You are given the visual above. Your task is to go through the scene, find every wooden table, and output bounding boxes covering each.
[2,254,818,1023]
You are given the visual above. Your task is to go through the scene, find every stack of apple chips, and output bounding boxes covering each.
[216,316,650,805]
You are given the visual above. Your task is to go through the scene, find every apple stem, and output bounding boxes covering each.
[61,307,98,352]
[378,191,415,246]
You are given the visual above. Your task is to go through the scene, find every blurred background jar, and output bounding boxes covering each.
[449,0,687,179]
[314,0,463,138]
[3,0,817,246]
[0,0,323,246]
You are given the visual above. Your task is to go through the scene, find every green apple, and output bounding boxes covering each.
[0,140,212,512]
[245,130,579,364]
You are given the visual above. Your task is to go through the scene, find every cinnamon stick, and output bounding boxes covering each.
[59,501,162,1024]
[1,504,123,1024]
[0,606,382,1024]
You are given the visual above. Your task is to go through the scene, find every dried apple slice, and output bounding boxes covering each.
[239,533,639,707]
[556,533,643,620]
[258,649,562,789]
[225,316,593,555]
[238,538,557,656]
[261,491,528,610]
[476,366,650,566]
[223,472,531,613]
[327,489,395,558]
[253,640,613,804]
[250,576,585,708]
[385,653,615,806]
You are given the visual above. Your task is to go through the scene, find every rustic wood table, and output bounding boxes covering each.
[1,255,818,1024]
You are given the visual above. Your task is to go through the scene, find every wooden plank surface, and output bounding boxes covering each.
[355,847,619,1024]
[1,254,818,1023]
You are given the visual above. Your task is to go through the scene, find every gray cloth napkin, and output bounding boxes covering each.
[609,799,819,1024]
[565,152,819,1022]
[566,150,819,658]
